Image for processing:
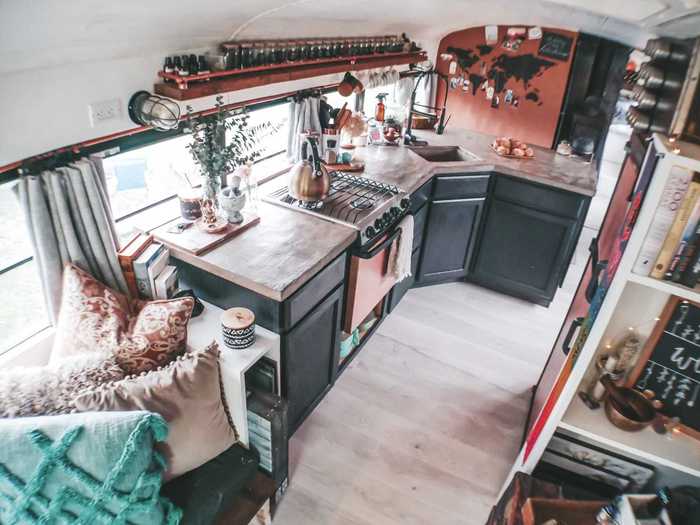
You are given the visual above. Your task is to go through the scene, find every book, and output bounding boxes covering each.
[118,233,153,298]
[678,221,700,287]
[650,177,700,279]
[147,246,170,299]
[154,265,178,299]
[133,243,164,299]
[633,165,693,276]
[668,199,700,281]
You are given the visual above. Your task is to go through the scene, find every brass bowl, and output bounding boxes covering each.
[604,388,657,432]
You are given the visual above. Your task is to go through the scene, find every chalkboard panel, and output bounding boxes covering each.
[538,31,573,61]
[629,297,700,436]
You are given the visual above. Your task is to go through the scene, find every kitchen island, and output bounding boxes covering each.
[168,127,598,432]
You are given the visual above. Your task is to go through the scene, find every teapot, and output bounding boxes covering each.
[288,135,330,202]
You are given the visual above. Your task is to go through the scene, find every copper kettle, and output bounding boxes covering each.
[288,135,330,202]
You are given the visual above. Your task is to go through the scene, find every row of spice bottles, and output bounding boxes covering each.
[221,35,413,70]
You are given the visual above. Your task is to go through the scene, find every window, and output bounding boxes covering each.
[323,91,357,114]
[0,183,50,354]
[0,95,308,355]
[362,82,407,122]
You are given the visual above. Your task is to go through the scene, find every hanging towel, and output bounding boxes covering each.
[388,214,414,282]
[287,96,322,163]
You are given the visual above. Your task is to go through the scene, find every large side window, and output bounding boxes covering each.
[0,183,50,354]
[0,99,292,355]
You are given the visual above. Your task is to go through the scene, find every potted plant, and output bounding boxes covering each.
[185,96,279,208]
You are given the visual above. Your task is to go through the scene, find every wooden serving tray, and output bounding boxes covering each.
[490,144,535,160]
[324,162,365,172]
[151,213,260,256]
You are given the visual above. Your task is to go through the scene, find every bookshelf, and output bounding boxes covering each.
[188,300,281,447]
[503,134,700,492]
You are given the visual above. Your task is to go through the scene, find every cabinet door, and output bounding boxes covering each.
[283,285,343,434]
[417,197,484,284]
[471,198,577,306]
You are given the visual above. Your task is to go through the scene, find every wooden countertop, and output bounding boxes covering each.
[169,201,357,302]
[355,128,598,197]
[169,128,597,302]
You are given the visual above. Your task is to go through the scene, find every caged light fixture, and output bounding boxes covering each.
[128,91,181,131]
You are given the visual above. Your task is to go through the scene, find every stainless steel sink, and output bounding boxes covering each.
[407,146,480,163]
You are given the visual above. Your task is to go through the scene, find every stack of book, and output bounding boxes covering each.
[634,167,700,288]
[118,233,179,300]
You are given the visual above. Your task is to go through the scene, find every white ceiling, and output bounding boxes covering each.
[1,0,699,75]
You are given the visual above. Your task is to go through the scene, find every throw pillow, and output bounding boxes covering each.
[0,410,181,524]
[0,352,125,418]
[74,341,238,481]
[51,264,194,374]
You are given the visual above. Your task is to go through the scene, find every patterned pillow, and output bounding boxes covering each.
[51,264,194,374]
[0,353,125,418]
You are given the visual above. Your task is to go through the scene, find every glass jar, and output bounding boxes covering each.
[288,41,299,62]
[264,43,276,65]
[310,40,320,59]
[239,43,253,68]
[275,42,286,64]
[299,40,310,61]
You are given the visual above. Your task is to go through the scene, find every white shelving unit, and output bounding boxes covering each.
[503,134,700,492]
[562,396,700,478]
[188,299,281,447]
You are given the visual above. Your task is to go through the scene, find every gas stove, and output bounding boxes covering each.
[264,171,410,246]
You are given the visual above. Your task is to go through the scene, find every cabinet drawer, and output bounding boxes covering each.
[433,174,490,200]
[412,204,428,249]
[282,252,347,330]
[493,175,587,219]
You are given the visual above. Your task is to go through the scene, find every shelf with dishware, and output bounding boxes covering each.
[154,51,427,101]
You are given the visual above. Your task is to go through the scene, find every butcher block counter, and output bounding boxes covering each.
[166,128,597,301]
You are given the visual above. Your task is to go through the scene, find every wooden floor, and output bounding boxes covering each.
[274,179,612,523]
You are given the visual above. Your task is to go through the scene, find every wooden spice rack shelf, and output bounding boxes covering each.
[154,51,427,100]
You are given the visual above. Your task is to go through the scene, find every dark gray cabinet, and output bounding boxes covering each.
[283,284,343,433]
[416,174,490,285]
[418,198,485,284]
[469,175,589,306]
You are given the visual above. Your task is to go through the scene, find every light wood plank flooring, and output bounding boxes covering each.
[274,178,612,523]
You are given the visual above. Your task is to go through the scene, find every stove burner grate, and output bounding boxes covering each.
[267,171,401,225]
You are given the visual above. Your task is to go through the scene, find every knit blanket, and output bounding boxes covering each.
[0,411,181,525]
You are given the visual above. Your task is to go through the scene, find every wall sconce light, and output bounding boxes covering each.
[128,91,181,131]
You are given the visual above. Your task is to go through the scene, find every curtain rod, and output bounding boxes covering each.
[1,82,340,177]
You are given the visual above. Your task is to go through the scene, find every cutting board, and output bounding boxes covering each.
[151,213,260,256]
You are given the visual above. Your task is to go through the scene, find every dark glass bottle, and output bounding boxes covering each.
[197,56,209,80]
[188,54,198,75]
[179,55,190,76]
[173,55,183,75]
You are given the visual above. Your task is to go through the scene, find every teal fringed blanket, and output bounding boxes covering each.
[0,411,181,524]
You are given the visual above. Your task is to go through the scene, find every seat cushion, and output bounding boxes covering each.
[0,410,181,525]
[161,444,259,525]
[51,264,194,374]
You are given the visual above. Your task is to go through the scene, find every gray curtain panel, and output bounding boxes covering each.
[287,96,322,163]
[14,158,127,322]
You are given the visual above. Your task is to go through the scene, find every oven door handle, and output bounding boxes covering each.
[355,228,401,259]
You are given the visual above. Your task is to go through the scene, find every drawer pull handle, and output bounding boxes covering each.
[562,317,584,355]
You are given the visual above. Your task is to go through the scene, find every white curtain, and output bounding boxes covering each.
[287,96,322,163]
[14,158,127,322]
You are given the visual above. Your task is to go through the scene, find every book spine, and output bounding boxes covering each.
[680,228,700,287]
[651,181,700,279]
[670,214,700,282]
[632,166,692,276]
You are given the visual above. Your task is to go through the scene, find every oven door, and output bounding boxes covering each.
[343,228,401,333]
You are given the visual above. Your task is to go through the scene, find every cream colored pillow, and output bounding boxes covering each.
[74,341,237,480]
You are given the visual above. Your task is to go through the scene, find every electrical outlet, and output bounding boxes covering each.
[88,98,121,127]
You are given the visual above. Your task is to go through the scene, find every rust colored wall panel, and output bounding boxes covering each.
[435,26,578,149]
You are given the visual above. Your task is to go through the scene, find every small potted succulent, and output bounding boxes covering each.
[185,96,279,215]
